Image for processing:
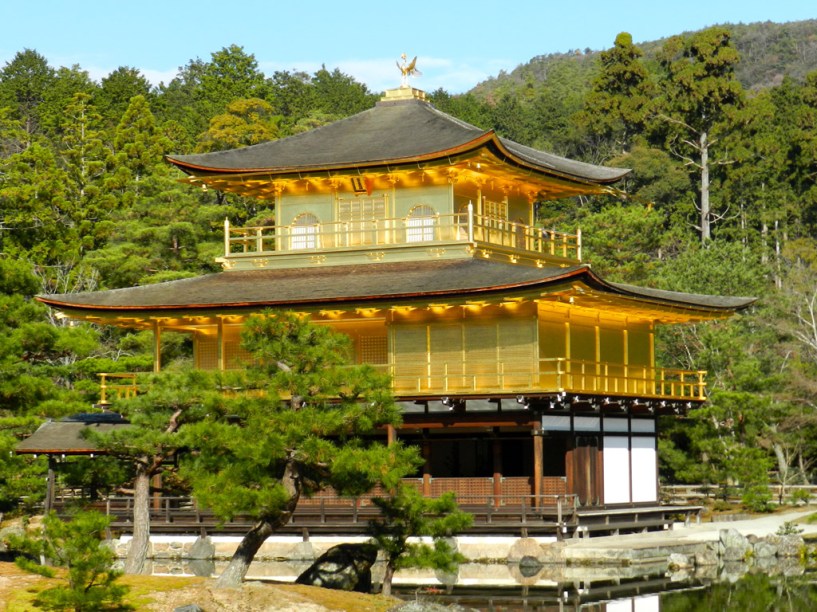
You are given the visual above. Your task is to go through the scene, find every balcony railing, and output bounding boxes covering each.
[387,358,706,401]
[222,206,581,263]
[97,359,705,406]
[97,373,138,406]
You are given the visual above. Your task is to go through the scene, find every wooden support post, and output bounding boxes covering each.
[422,438,431,498]
[386,424,396,446]
[533,428,543,509]
[45,456,56,513]
[492,435,502,509]
[151,474,162,510]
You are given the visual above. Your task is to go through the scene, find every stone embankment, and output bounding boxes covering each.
[107,509,817,583]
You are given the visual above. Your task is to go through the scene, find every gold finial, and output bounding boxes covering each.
[396,53,421,87]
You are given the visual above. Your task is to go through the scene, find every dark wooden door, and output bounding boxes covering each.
[567,436,601,505]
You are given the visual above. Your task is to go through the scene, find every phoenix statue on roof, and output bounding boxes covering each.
[397,53,421,87]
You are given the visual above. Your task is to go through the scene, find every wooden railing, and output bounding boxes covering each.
[222,206,581,262]
[53,491,580,536]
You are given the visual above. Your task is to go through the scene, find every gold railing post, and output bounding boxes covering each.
[467,201,474,243]
[98,373,109,406]
[223,218,230,257]
[576,228,582,261]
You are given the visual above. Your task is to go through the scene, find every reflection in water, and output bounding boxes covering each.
[391,566,817,611]
[148,558,817,611]
[660,572,817,612]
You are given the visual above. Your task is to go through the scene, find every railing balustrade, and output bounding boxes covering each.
[97,373,138,406]
[385,357,706,400]
[222,209,581,262]
[96,359,706,405]
[51,491,580,533]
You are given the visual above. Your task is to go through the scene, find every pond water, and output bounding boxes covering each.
[391,565,817,611]
[151,558,817,610]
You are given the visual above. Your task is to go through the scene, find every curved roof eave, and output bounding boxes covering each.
[168,132,629,189]
[36,262,756,316]
[165,131,498,176]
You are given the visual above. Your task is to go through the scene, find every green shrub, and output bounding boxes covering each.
[7,511,130,611]
[790,488,812,506]
[742,485,774,513]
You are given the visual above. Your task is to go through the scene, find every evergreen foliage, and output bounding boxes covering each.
[8,511,130,611]
[179,311,407,587]
[369,487,473,596]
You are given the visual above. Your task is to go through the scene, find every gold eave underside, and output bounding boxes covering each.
[180,147,616,202]
[48,283,734,333]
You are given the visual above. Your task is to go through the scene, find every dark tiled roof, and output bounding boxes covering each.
[37,259,755,313]
[16,414,130,455]
[166,97,628,184]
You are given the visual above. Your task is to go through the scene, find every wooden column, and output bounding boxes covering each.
[532,428,543,509]
[492,434,502,508]
[152,474,162,510]
[422,438,432,498]
[386,424,396,446]
[45,456,56,513]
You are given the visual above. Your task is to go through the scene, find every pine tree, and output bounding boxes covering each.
[180,311,406,588]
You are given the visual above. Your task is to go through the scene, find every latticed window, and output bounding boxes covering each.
[406,204,436,242]
[337,196,387,222]
[291,213,319,250]
[483,199,508,220]
[359,335,388,364]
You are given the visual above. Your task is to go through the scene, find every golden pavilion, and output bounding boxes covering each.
[37,80,753,524]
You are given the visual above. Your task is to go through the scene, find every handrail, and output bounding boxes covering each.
[222,211,582,262]
[97,373,138,406]
[384,357,707,400]
[95,358,706,406]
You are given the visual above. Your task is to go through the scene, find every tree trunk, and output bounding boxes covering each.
[700,130,711,242]
[381,562,395,597]
[124,463,151,574]
[215,455,302,588]
[215,519,276,588]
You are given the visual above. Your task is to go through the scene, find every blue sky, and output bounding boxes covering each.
[1,0,814,93]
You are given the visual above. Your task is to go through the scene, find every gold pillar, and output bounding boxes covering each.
[217,318,225,371]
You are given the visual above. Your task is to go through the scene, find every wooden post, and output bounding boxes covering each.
[492,435,502,508]
[45,456,56,513]
[533,428,543,509]
[422,438,432,497]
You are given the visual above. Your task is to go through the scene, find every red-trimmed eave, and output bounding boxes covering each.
[165,131,626,189]
[35,266,750,318]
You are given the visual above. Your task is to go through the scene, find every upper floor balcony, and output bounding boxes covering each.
[219,203,581,270]
[97,359,706,408]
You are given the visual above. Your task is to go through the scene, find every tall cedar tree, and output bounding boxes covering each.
[656,27,745,242]
[180,311,405,588]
